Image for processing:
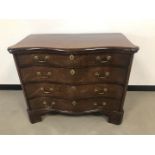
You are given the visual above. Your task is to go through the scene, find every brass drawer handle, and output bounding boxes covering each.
[71,86,76,90]
[34,55,49,63]
[51,101,56,106]
[93,102,107,106]
[96,55,111,63]
[93,101,107,106]
[102,102,107,106]
[98,92,105,95]
[36,71,52,79]
[70,69,76,75]
[94,71,110,79]
[40,87,54,94]
[72,100,77,106]
[69,54,75,61]
[94,88,108,95]
[93,102,98,106]
[43,100,47,105]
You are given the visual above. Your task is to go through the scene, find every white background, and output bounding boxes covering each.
[0,0,155,85]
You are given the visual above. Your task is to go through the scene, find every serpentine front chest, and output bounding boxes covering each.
[8,33,139,125]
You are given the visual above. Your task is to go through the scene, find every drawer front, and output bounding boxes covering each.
[20,66,126,84]
[16,52,131,67]
[28,97,120,112]
[25,83,123,99]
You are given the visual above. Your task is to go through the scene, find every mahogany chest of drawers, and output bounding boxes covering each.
[8,33,139,125]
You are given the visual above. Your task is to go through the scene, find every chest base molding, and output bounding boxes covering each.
[28,109,124,125]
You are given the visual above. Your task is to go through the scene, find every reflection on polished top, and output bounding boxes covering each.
[8,33,139,52]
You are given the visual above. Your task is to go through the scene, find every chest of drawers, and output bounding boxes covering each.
[8,33,139,125]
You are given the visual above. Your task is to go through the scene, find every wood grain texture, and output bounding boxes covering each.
[28,97,120,112]
[8,33,139,53]
[25,83,123,99]
[16,52,131,67]
[8,33,139,125]
[20,66,127,84]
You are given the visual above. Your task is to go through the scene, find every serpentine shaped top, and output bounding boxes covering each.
[8,33,139,54]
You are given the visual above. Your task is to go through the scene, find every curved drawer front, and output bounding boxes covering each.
[16,52,130,67]
[20,66,126,84]
[25,83,123,99]
[28,97,120,112]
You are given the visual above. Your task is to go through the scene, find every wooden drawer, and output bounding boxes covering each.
[20,66,126,84]
[28,97,120,112]
[16,52,131,67]
[25,83,123,99]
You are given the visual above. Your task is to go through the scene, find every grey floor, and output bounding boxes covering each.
[0,90,155,135]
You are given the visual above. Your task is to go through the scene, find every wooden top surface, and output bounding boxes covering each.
[8,33,139,53]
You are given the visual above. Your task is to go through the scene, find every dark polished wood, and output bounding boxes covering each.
[20,66,126,84]
[8,33,138,52]
[28,97,120,112]
[8,33,139,125]
[25,83,123,99]
[16,52,131,67]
